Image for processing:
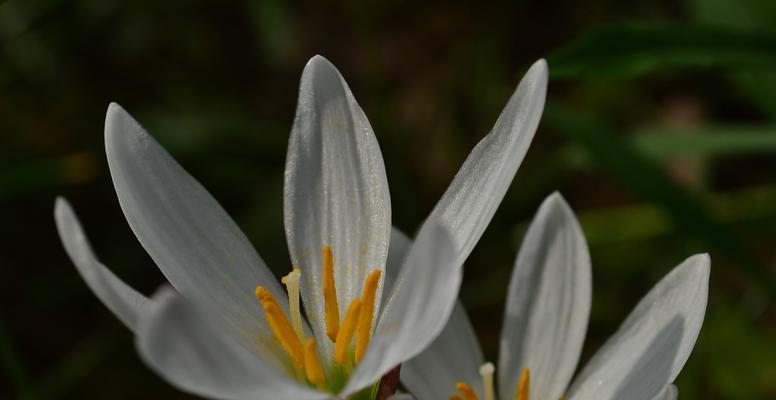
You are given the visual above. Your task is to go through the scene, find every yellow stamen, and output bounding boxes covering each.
[479,362,495,400]
[516,368,530,400]
[335,299,363,365]
[303,339,326,390]
[255,287,304,369]
[322,246,340,342]
[281,268,306,342]
[355,269,382,362]
[456,382,480,400]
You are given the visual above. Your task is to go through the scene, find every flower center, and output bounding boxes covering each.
[255,246,382,392]
[451,363,531,400]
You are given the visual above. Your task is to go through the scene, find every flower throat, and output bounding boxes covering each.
[450,364,552,400]
[255,246,382,392]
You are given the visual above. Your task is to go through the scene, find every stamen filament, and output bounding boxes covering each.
[256,246,388,390]
[255,287,305,369]
[281,268,306,342]
[456,382,480,400]
[322,246,340,342]
[303,339,326,390]
[335,299,363,365]
[355,269,382,362]
[479,362,495,400]
[516,368,530,400]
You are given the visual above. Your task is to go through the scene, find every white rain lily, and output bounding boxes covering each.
[54,55,548,400]
[401,193,709,400]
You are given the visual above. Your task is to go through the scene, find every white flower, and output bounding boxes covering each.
[54,55,547,400]
[401,193,710,400]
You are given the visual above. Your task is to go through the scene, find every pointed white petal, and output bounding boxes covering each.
[568,254,710,400]
[105,103,285,336]
[651,384,678,400]
[382,227,412,302]
[136,287,329,400]
[400,302,485,400]
[284,55,391,357]
[342,224,461,395]
[54,197,152,332]
[416,60,547,269]
[498,193,591,400]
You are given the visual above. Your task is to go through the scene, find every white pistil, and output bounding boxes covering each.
[479,362,495,400]
[281,268,306,342]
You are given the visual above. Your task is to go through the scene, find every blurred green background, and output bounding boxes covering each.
[1,0,775,398]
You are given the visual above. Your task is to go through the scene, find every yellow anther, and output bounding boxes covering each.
[255,287,304,369]
[303,339,326,390]
[455,382,480,400]
[516,368,530,400]
[335,299,363,365]
[355,269,382,362]
[322,246,340,342]
[281,268,306,342]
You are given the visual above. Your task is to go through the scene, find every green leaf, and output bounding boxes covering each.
[544,104,776,297]
[632,125,776,159]
[680,301,776,398]
[686,0,776,120]
[689,0,776,31]
[549,24,776,79]
[550,183,776,245]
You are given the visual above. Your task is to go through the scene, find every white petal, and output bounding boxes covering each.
[651,384,678,400]
[382,227,412,302]
[498,193,591,400]
[416,60,547,268]
[400,302,485,400]
[568,254,710,400]
[136,287,329,400]
[105,103,284,337]
[54,197,152,332]
[284,55,391,358]
[342,224,460,395]
[387,394,415,400]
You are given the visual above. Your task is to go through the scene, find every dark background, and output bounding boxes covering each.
[2,0,775,398]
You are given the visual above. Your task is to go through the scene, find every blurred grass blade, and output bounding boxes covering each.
[633,125,776,159]
[688,0,776,32]
[0,321,37,400]
[549,24,776,79]
[736,72,776,120]
[687,0,776,120]
[545,104,776,297]
[470,182,776,308]
[37,324,124,400]
[548,183,776,245]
